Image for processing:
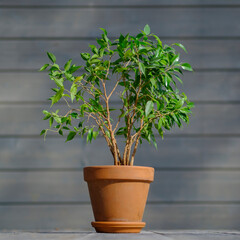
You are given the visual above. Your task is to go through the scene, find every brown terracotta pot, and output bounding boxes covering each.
[83,165,154,233]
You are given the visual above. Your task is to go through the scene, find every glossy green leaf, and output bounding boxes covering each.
[80,53,91,61]
[171,54,180,65]
[70,83,78,102]
[173,43,187,53]
[143,24,150,35]
[64,59,72,71]
[42,110,51,120]
[39,64,49,71]
[53,78,64,87]
[100,28,107,36]
[181,63,193,71]
[87,128,93,143]
[49,117,53,127]
[145,101,154,116]
[40,129,46,136]
[89,45,98,54]
[66,131,77,142]
[153,35,162,47]
[175,98,184,109]
[47,52,56,63]
[139,62,146,76]
[51,87,64,106]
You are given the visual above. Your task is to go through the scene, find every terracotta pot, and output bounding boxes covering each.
[84,165,154,233]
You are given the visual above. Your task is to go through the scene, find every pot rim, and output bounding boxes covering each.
[84,165,153,169]
[84,165,154,182]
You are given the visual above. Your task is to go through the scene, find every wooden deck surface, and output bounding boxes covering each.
[0,231,239,240]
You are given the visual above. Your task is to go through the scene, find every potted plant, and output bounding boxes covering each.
[40,24,193,233]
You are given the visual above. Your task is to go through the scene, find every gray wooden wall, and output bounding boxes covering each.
[0,0,240,231]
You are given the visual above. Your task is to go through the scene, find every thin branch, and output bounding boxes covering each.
[113,103,125,133]
[101,55,119,165]
[129,118,144,166]
[107,76,122,99]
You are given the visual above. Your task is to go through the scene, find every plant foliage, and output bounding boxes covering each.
[40,25,194,165]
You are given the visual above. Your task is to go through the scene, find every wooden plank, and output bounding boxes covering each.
[0,170,239,202]
[0,40,239,70]
[1,0,240,7]
[0,103,239,135]
[0,232,90,240]
[0,231,238,240]
[0,205,93,230]
[0,204,239,230]
[0,9,240,38]
[0,137,240,169]
[144,204,240,230]
[179,71,240,102]
[1,71,240,102]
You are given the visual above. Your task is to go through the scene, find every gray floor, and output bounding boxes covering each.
[0,231,239,240]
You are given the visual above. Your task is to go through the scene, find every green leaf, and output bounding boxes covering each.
[93,131,99,140]
[164,74,171,87]
[153,35,162,47]
[158,119,162,129]
[53,116,61,123]
[49,117,53,127]
[70,83,78,102]
[64,59,72,71]
[42,110,51,120]
[70,112,78,118]
[87,128,93,143]
[51,87,64,106]
[157,127,164,139]
[78,121,83,128]
[69,65,82,73]
[65,72,74,81]
[42,110,49,115]
[40,129,46,136]
[100,28,107,36]
[174,74,183,84]
[136,33,144,39]
[171,54,180,65]
[47,52,56,63]
[54,78,64,87]
[187,102,195,108]
[89,45,98,54]
[181,63,193,71]
[139,62,146,76]
[173,43,187,53]
[175,98,184,109]
[66,131,77,142]
[151,136,157,149]
[80,53,91,61]
[39,64,49,71]
[145,101,154,117]
[150,77,157,88]
[143,24,150,35]
[43,114,51,120]
[74,76,83,83]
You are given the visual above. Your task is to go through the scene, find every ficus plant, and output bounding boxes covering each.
[40,24,194,166]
